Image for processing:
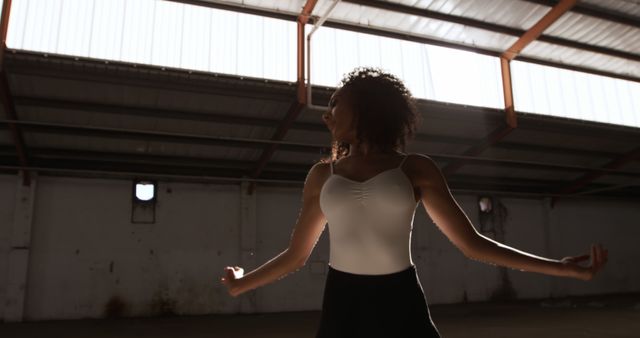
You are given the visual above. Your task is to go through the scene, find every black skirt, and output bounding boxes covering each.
[315,263,442,338]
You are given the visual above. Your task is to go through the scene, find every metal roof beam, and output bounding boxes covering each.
[9,96,640,157]
[550,146,640,206]
[343,0,639,63]
[1,122,638,180]
[0,145,626,181]
[522,0,640,29]
[14,96,288,129]
[4,52,297,102]
[0,119,315,152]
[1,143,636,186]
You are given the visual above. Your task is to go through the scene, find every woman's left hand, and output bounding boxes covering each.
[560,243,608,281]
[220,266,245,297]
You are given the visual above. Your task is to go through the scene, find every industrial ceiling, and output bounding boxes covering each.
[0,0,639,203]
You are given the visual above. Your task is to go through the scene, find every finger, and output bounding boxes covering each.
[592,247,599,273]
[568,256,588,264]
[595,245,603,273]
[574,254,590,261]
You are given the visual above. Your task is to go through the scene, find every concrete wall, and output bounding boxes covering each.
[0,173,638,321]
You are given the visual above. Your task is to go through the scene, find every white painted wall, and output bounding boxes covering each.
[0,173,638,321]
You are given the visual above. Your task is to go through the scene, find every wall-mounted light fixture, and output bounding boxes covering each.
[478,196,492,213]
[132,179,157,223]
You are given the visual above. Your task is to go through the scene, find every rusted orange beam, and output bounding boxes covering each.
[297,0,318,103]
[0,0,31,186]
[0,0,10,68]
[502,0,578,60]
[247,0,318,194]
[443,0,577,178]
[500,57,517,128]
[500,0,578,126]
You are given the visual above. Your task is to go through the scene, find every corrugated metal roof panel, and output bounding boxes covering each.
[8,61,298,162]
[323,0,518,51]
[388,0,550,30]
[521,40,640,78]
[581,0,640,18]
[223,0,305,14]
[544,11,640,54]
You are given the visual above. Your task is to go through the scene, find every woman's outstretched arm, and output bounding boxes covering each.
[221,249,303,297]
[413,154,608,281]
[221,162,328,297]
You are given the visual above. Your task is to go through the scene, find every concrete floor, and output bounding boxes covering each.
[2,293,639,338]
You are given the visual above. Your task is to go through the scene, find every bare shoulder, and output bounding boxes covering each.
[404,153,447,189]
[303,161,332,196]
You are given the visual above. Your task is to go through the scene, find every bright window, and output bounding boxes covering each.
[512,61,639,128]
[309,25,504,108]
[6,0,297,82]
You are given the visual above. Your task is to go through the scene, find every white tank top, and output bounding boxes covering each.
[319,153,418,275]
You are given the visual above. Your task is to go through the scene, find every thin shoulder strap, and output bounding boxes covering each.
[398,153,410,169]
[330,160,334,174]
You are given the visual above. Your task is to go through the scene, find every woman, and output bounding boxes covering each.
[220,66,609,337]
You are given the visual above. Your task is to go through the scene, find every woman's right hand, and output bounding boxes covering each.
[560,243,608,281]
[220,266,245,297]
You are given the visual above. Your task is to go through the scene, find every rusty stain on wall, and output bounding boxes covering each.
[479,196,518,301]
[104,295,128,318]
[150,288,177,317]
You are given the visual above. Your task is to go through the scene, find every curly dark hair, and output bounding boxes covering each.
[320,66,421,164]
